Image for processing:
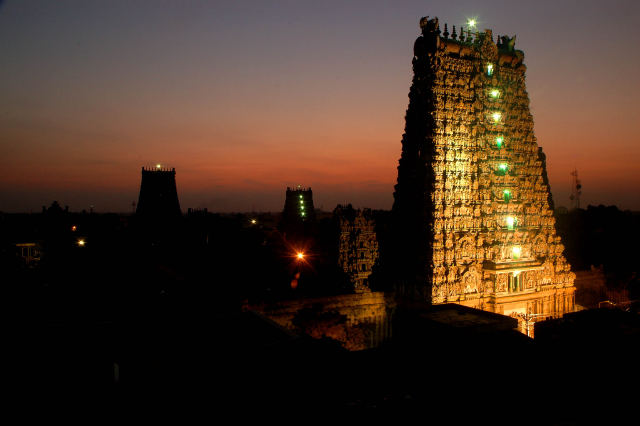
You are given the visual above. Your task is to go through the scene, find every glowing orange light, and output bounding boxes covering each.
[71,225,77,232]
[297,252,304,260]
[250,219,257,224]
[77,239,85,247]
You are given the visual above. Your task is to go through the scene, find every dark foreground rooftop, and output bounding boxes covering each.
[9,301,639,423]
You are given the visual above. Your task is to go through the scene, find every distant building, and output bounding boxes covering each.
[136,166,181,218]
[280,185,316,240]
[282,185,315,224]
[334,205,379,293]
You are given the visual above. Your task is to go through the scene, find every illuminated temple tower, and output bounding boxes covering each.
[391,17,575,334]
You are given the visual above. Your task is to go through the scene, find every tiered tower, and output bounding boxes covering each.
[136,166,181,218]
[282,185,315,224]
[392,17,575,333]
[334,205,379,293]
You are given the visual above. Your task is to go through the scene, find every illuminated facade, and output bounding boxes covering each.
[334,205,379,293]
[392,17,576,335]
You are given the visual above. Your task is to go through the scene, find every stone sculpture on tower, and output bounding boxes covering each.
[389,17,575,333]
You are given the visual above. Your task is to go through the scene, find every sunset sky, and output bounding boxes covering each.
[1,0,639,212]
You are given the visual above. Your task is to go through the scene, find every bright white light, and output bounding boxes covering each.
[512,246,522,259]
[156,164,161,169]
[297,252,304,260]
[467,19,477,28]
[506,216,515,229]
[77,239,85,247]
[492,112,502,122]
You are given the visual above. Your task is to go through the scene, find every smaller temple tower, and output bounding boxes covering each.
[282,185,315,224]
[136,166,181,218]
[334,205,379,293]
[280,185,316,241]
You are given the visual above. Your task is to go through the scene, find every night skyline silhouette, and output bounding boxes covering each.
[4,3,640,417]
[1,0,639,212]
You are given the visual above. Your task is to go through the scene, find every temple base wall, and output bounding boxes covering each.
[245,292,395,350]
[246,285,575,348]
[450,286,576,337]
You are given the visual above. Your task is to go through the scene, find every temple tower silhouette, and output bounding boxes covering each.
[136,166,181,218]
[280,185,315,239]
[390,17,575,334]
[282,185,315,223]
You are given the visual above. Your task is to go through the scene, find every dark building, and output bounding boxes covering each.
[334,204,379,293]
[280,185,316,240]
[136,166,181,218]
[282,185,315,224]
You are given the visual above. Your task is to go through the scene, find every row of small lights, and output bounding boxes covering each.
[486,56,520,260]
[299,194,306,218]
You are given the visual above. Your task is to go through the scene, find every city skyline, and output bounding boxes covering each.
[2,0,639,212]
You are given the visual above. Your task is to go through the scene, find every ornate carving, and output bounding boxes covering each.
[478,30,498,62]
[393,18,575,316]
[335,205,379,293]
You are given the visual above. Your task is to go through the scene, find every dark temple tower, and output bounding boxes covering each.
[280,185,315,239]
[387,17,440,302]
[389,16,575,332]
[136,166,182,218]
[282,185,315,224]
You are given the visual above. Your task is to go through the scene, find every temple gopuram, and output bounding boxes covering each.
[391,17,576,335]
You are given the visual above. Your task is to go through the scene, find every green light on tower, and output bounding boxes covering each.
[496,136,504,148]
[503,189,512,202]
[490,89,500,98]
[506,216,516,230]
[498,163,509,173]
[487,64,494,76]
